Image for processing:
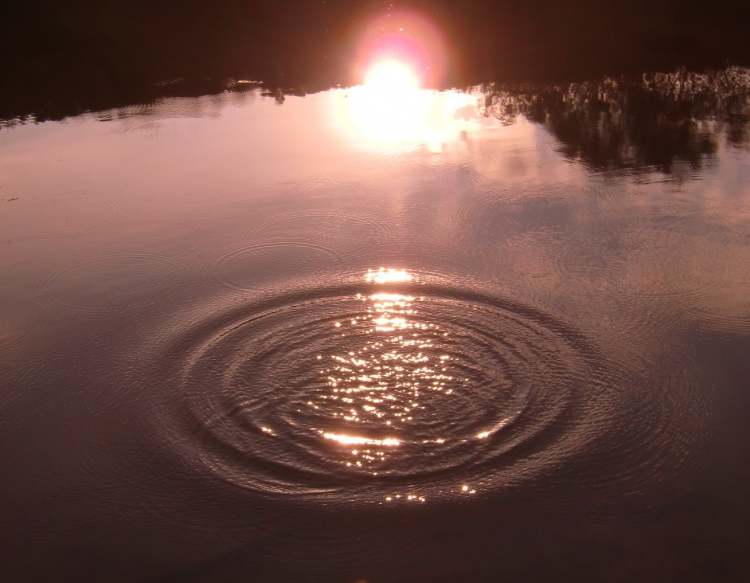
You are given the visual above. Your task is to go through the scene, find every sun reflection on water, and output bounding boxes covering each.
[332,60,479,154]
[297,268,488,503]
[248,268,495,503]
[365,267,414,284]
[322,433,401,447]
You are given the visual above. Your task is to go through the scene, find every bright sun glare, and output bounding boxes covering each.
[332,57,479,154]
[364,59,420,92]
[330,9,479,153]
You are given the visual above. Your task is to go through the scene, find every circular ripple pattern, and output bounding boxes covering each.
[151,274,631,504]
[215,242,340,291]
[38,252,189,312]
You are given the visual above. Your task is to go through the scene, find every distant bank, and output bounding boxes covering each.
[2,0,749,121]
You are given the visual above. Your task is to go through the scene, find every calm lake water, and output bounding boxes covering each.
[2,68,750,581]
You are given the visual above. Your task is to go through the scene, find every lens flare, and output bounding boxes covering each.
[352,8,448,87]
[330,9,477,153]
[364,59,420,92]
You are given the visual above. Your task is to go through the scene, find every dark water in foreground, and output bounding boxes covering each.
[2,69,750,581]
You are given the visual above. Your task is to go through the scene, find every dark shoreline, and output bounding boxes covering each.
[2,0,750,123]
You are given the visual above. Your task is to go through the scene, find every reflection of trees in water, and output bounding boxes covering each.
[481,68,750,174]
[3,65,750,180]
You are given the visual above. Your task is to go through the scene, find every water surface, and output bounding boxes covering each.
[1,69,750,581]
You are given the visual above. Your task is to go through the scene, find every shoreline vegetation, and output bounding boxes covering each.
[2,68,748,178]
[2,1,750,123]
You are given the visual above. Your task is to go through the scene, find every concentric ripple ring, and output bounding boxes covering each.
[147,270,637,504]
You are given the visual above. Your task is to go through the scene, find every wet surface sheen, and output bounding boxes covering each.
[1,69,750,582]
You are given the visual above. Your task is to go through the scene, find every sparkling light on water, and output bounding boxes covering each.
[310,269,458,485]
[365,267,414,284]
